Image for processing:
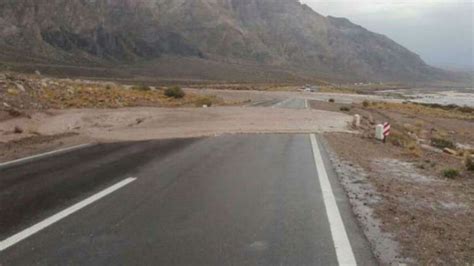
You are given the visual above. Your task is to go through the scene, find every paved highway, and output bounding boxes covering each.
[0,99,376,265]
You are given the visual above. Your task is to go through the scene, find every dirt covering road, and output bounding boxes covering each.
[0,73,353,161]
[1,106,350,143]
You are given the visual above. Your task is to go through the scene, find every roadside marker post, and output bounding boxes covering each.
[353,114,361,128]
[375,124,384,141]
[375,122,391,142]
[383,122,391,143]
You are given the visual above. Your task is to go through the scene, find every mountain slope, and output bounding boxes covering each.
[0,0,449,82]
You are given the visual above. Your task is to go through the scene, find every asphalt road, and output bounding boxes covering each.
[248,97,306,109]
[0,99,376,265]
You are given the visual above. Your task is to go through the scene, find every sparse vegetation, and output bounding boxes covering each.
[415,102,474,114]
[194,96,214,107]
[369,101,474,120]
[362,100,370,107]
[131,84,151,91]
[339,106,350,112]
[443,168,459,179]
[431,137,455,150]
[406,142,422,157]
[319,87,358,94]
[328,98,335,103]
[164,86,185,99]
[465,156,474,172]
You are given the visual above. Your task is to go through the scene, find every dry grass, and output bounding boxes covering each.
[39,84,224,109]
[319,86,359,94]
[369,102,474,120]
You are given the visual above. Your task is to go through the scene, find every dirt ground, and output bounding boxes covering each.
[309,99,474,265]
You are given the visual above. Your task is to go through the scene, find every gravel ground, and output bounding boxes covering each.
[324,132,474,265]
[311,97,474,264]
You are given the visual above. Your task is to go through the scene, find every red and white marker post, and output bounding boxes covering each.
[383,122,391,142]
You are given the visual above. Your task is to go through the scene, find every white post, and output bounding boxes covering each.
[353,114,361,128]
[375,124,384,140]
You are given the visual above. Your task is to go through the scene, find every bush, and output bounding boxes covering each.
[164,86,185,99]
[362,100,370,107]
[465,156,474,172]
[340,106,351,112]
[458,106,474,113]
[443,168,459,179]
[195,97,213,107]
[431,138,455,150]
[328,98,335,103]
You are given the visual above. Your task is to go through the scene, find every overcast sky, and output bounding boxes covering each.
[300,0,473,70]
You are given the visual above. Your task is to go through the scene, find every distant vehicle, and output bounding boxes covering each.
[302,84,316,92]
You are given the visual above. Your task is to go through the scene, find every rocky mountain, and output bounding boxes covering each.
[0,0,450,82]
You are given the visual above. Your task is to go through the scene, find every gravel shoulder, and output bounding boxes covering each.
[312,99,474,265]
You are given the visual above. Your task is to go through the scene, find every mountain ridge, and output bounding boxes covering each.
[0,0,454,82]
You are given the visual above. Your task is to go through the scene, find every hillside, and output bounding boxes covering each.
[0,0,452,82]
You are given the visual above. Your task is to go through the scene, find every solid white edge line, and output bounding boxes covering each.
[0,177,137,252]
[310,134,357,265]
[0,143,93,168]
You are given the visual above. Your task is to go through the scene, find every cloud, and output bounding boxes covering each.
[301,0,474,69]
[302,0,469,17]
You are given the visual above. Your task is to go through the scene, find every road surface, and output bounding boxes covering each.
[0,99,376,265]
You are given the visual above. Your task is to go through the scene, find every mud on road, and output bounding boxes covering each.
[0,106,352,162]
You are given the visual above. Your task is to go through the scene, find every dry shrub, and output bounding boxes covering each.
[465,156,474,172]
[194,96,215,107]
[443,168,459,179]
[164,86,185,99]
[431,138,455,150]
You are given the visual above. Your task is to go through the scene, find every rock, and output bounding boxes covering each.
[34,70,41,76]
[14,83,25,92]
[7,88,18,95]
[8,108,22,117]
[13,126,23,134]
[420,144,442,153]
[443,148,457,155]
[3,102,11,108]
